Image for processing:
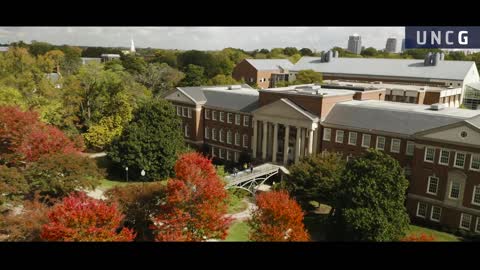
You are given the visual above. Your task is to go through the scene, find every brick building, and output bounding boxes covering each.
[232,59,293,89]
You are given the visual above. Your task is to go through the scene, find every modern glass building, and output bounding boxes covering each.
[463,82,480,110]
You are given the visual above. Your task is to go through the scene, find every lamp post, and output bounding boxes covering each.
[125,166,129,182]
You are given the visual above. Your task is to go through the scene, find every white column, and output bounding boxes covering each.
[312,128,318,156]
[300,128,305,158]
[283,125,290,165]
[262,121,268,160]
[295,127,301,163]
[308,129,314,155]
[252,119,257,158]
[272,123,278,163]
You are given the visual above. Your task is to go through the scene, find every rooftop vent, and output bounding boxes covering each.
[430,103,446,111]
[372,81,383,84]
[228,85,242,90]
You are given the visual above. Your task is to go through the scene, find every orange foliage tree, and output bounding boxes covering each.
[248,190,310,241]
[401,233,436,242]
[151,152,232,241]
[40,192,135,241]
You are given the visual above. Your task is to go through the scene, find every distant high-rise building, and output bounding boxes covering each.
[385,38,397,53]
[347,35,362,55]
[401,38,406,52]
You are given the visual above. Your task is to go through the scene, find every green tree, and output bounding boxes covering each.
[0,165,29,211]
[0,85,27,109]
[135,63,184,96]
[28,41,54,56]
[179,64,207,86]
[299,48,314,56]
[289,53,302,64]
[120,54,147,75]
[361,47,379,57]
[284,47,299,56]
[207,74,238,86]
[151,49,178,67]
[336,149,410,241]
[294,69,323,84]
[107,98,185,181]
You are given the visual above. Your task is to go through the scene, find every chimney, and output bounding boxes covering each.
[333,50,339,58]
[432,52,440,66]
[424,52,432,66]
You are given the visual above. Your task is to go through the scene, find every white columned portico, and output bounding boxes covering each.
[272,123,278,163]
[262,121,268,160]
[300,128,306,158]
[252,119,257,158]
[283,125,290,165]
[308,129,314,155]
[295,127,301,163]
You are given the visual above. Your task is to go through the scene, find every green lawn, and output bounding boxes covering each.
[225,221,250,241]
[406,225,461,242]
[98,179,134,191]
[227,190,250,214]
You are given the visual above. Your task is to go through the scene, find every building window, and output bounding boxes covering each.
[219,148,225,159]
[335,130,344,143]
[470,154,480,171]
[323,128,332,141]
[243,116,249,127]
[424,147,435,163]
[234,152,239,163]
[177,106,181,116]
[439,149,450,166]
[235,132,240,146]
[235,114,241,125]
[227,130,232,144]
[220,112,225,122]
[184,125,190,137]
[227,150,231,161]
[227,113,233,124]
[212,111,217,121]
[219,129,224,142]
[449,182,461,200]
[460,213,472,230]
[346,154,353,162]
[376,136,386,151]
[182,107,188,117]
[416,202,427,218]
[406,141,415,156]
[472,186,480,206]
[205,127,210,139]
[212,128,217,141]
[361,134,371,148]
[476,218,480,233]
[187,108,192,118]
[243,134,248,148]
[390,139,401,153]
[427,176,439,195]
[404,165,412,176]
[211,146,216,157]
[454,152,466,168]
[205,109,210,120]
[348,132,357,146]
[430,206,442,222]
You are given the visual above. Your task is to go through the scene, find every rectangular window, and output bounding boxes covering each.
[187,108,192,118]
[227,113,233,124]
[243,134,248,148]
[243,116,249,127]
[390,139,401,153]
[184,125,190,137]
[323,128,332,141]
[472,186,480,206]
[182,107,188,117]
[219,112,225,122]
[212,128,217,141]
[416,202,427,218]
[335,130,344,143]
[427,176,439,195]
[227,130,232,144]
[235,114,241,125]
[406,141,415,156]
[205,109,210,120]
[348,132,357,146]
[460,213,472,230]
[177,106,181,116]
[211,146,216,157]
[219,129,224,142]
[205,127,210,139]
[361,134,371,148]
[227,150,231,161]
[454,152,466,168]
[212,111,217,121]
[449,182,461,199]
[376,136,386,151]
[430,206,442,222]
[470,154,480,171]
[219,148,224,159]
[439,149,450,166]
[424,147,435,163]
[235,133,240,146]
[234,152,239,163]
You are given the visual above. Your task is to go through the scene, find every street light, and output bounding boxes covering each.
[125,166,129,182]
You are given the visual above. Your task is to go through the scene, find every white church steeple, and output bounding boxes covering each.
[130,38,136,53]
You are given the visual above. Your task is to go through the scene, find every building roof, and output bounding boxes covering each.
[466,115,480,129]
[101,54,121,58]
[467,82,480,90]
[323,100,480,136]
[292,57,476,81]
[177,84,259,112]
[245,59,294,71]
[0,46,8,52]
[262,84,356,97]
[322,80,457,93]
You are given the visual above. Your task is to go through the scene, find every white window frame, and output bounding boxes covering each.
[176,106,181,116]
[227,150,231,161]
[211,146,216,157]
[187,108,192,118]
[227,130,232,144]
[426,176,439,195]
[182,107,188,117]
[470,154,480,171]
[406,141,415,156]
[242,134,248,148]
[416,202,427,218]
[439,149,450,166]
[335,130,344,143]
[348,132,357,146]
[472,186,480,206]
[476,217,480,233]
[227,113,233,124]
[212,111,217,121]
[454,152,466,169]
[424,147,435,163]
[448,181,461,200]
[376,136,385,151]
[459,213,472,230]
[430,206,442,222]
[235,114,241,125]
[205,127,210,139]
[184,125,190,137]
[235,132,240,146]
[390,138,401,154]
[361,134,371,148]
[323,128,331,141]
[243,116,249,127]
[234,152,239,163]
[219,112,225,122]
[219,129,224,142]
[212,128,217,141]
[219,148,224,159]
[205,109,210,120]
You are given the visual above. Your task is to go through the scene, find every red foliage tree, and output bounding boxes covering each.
[151,152,232,241]
[0,106,82,165]
[40,192,135,242]
[401,233,436,242]
[248,191,310,241]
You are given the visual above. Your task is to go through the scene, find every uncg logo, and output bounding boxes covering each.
[405,27,480,49]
